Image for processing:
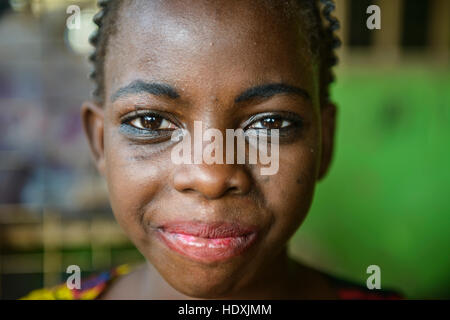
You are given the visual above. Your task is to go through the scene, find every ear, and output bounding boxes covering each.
[317,102,337,181]
[81,101,106,176]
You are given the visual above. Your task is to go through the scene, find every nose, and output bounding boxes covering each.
[173,164,252,200]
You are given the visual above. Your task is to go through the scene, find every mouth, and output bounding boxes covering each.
[156,221,258,263]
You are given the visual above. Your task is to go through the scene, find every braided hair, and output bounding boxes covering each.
[88,0,341,106]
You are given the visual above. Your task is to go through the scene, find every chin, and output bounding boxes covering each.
[163,263,247,299]
[172,279,237,299]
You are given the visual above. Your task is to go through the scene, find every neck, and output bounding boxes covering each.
[218,246,295,299]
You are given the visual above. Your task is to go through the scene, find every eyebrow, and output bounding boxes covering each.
[111,80,180,102]
[235,83,310,103]
[111,80,310,104]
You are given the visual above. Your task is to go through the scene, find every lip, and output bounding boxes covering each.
[156,221,258,263]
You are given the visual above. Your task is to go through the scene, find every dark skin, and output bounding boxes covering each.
[82,0,337,299]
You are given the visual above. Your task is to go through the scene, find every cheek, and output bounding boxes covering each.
[257,139,320,243]
[103,128,169,239]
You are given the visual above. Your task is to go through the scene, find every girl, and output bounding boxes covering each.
[24,0,401,299]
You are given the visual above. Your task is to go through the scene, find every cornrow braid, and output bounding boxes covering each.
[88,0,340,105]
[88,0,122,103]
[318,0,341,101]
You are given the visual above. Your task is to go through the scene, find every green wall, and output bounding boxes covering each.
[292,67,450,299]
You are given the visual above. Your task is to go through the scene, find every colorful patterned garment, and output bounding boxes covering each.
[21,265,402,300]
[21,264,130,300]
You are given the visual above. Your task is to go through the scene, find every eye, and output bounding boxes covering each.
[247,116,293,130]
[129,114,177,131]
[119,110,181,142]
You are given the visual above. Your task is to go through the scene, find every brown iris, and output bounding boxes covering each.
[141,115,163,130]
[262,117,283,129]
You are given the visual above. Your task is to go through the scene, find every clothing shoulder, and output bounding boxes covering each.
[20,264,130,300]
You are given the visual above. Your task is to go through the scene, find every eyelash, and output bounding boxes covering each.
[243,112,303,133]
[119,110,303,142]
[119,110,180,142]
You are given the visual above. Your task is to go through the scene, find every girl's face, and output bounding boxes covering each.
[83,0,336,298]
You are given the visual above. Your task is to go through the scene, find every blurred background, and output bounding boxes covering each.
[0,0,448,299]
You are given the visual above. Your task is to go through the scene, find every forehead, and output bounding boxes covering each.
[104,0,318,104]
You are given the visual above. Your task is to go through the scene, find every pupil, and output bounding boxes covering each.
[141,115,162,130]
[263,117,282,129]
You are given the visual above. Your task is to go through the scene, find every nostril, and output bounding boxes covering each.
[173,165,252,199]
[228,186,240,194]
[182,188,196,194]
